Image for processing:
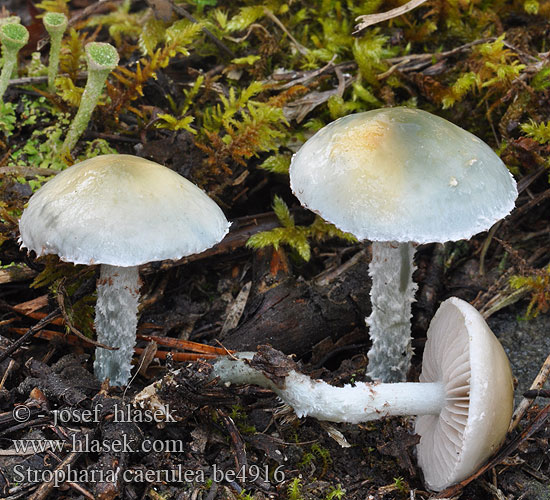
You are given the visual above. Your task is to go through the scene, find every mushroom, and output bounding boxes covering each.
[415,298,514,490]
[212,297,514,491]
[19,154,230,386]
[289,107,518,382]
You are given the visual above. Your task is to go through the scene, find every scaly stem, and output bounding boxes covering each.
[212,354,445,423]
[94,264,141,386]
[366,241,417,382]
[61,42,119,155]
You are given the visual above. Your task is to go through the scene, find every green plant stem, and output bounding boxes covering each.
[61,42,119,155]
[48,37,62,92]
[0,56,18,102]
[44,13,68,93]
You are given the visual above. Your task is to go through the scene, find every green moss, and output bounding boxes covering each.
[510,267,550,318]
[228,405,257,434]
[247,196,356,261]
[521,120,550,144]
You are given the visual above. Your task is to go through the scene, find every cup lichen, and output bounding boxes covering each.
[61,42,119,155]
[43,12,68,93]
[0,22,29,103]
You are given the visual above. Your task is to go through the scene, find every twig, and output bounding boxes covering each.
[218,410,247,473]
[66,482,95,500]
[517,166,550,194]
[137,340,157,376]
[225,23,270,44]
[10,327,223,361]
[0,359,15,392]
[315,249,366,287]
[136,334,232,355]
[56,280,117,351]
[28,445,86,500]
[0,417,51,438]
[379,39,492,78]
[149,210,292,272]
[480,286,529,319]
[509,352,550,432]
[133,348,218,361]
[68,0,119,28]
[284,74,356,122]
[269,61,356,83]
[0,440,64,456]
[509,189,550,220]
[263,8,309,55]
[0,264,37,285]
[4,72,87,90]
[354,0,429,34]
[0,310,62,364]
[523,389,550,398]
[220,282,251,335]
[479,222,501,276]
[277,56,337,90]
[0,166,59,177]
[2,280,96,362]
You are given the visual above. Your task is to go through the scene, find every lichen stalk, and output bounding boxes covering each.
[61,42,119,155]
[212,355,445,424]
[94,264,141,386]
[0,53,17,102]
[43,13,68,93]
[0,23,29,103]
[366,241,418,382]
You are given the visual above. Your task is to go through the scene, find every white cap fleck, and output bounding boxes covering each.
[19,154,230,266]
[290,108,518,244]
[415,297,514,491]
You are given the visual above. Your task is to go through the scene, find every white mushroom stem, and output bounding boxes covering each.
[212,354,445,424]
[94,264,141,386]
[366,241,417,383]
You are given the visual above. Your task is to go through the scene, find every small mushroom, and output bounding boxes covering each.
[19,154,230,386]
[212,297,514,491]
[289,107,518,382]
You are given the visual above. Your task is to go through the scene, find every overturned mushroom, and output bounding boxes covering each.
[289,107,518,382]
[211,297,514,491]
[19,154,230,386]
